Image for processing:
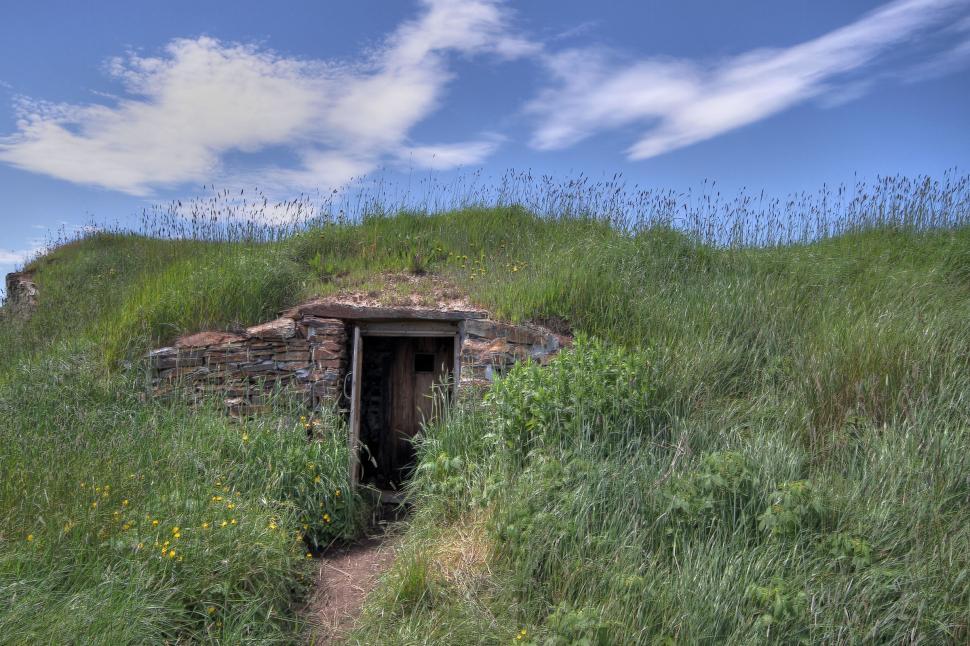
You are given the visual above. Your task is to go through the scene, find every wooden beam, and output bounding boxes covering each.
[347,326,363,489]
[359,321,458,337]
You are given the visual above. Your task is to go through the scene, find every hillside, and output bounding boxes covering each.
[1,205,969,643]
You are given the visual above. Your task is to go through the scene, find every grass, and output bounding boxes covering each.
[1,173,969,643]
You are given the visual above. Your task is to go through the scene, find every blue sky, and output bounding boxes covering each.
[1,0,969,283]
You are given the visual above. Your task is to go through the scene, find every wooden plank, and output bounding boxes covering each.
[284,301,487,321]
[359,321,458,337]
[453,325,462,393]
[347,326,363,488]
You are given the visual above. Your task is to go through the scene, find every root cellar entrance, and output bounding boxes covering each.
[348,322,458,495]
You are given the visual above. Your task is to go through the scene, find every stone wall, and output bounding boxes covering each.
[148,302,567,414]
[149,315,348,415]
[3,272,38,316]
[459,318,564,386]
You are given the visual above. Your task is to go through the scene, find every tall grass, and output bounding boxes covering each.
[1,172,969,643]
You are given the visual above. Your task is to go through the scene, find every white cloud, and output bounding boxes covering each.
[527,0,970,160]
[397,139,500,170]
[0,244,43,265]
[0,0,530,196]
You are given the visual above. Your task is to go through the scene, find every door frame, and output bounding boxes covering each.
[347,320,462,488]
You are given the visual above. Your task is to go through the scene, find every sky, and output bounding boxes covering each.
[1,0,969,285]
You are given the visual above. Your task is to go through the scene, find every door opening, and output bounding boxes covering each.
[356,335,454,491]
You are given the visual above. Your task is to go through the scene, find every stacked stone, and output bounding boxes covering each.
[2,271,38,316]
[460,319,563,385]
[301,316,348,405]
[149,316,348,416]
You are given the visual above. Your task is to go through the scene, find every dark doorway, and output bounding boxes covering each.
[358,336,454,490]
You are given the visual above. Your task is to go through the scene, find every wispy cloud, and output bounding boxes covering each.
[527,0,970,160]
[396,139,500,170]
[0,0,532,196]
[0,243,44,265]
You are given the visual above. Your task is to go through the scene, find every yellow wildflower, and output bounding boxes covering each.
[230,518,237,525]
[122,499,129,506]
[137,542,143,549]
[91,501,98,509]
[313,475,321,484]
[242,433,249,443]
[323,514,331,523]
[212,496,223,502]
[207,607,216,615]
[172,527,180,535]
[268,521,278,530]
[335,489,341,498]
[26,534,34,542]
[168,549,176,558]
[220,520,228,528]
[152,519,159,527]
[202,522,210,530]
[227,503,235,510]
[305,552,313,559]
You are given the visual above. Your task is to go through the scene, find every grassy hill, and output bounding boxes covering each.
[1,194,968,643]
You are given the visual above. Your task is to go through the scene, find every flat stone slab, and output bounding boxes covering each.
[284,299,487,321]
[175,331,246,348]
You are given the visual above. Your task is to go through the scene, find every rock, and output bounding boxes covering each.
[246,317,297,339]
[3,271,38,316]
[175,331,246,348]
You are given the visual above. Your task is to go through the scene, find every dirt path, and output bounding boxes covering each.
[308,535,398,644]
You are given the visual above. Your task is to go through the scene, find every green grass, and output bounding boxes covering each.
[1,180,969,643]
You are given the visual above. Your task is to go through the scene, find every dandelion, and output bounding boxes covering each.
[335,489,341,498]
[202,522,210,530]
[90,501,98,509]
[207,607,216,615]
[323,514,331,523]
[212,495,223,502]
[227,503,235,510]
[122,499,129,506]
[172,527,180,535]
[306,552,313,559]
[168,549,176,558]
[26,534,34,542]
[152,519,159,527]
[137,542,144,549]
[268,521,278,530]
[220,520,228,528]
[230,518,237,525]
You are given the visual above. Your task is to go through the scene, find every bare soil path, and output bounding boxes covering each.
[308,534,398,644]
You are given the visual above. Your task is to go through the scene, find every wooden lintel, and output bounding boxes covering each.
[359,321,458,337]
